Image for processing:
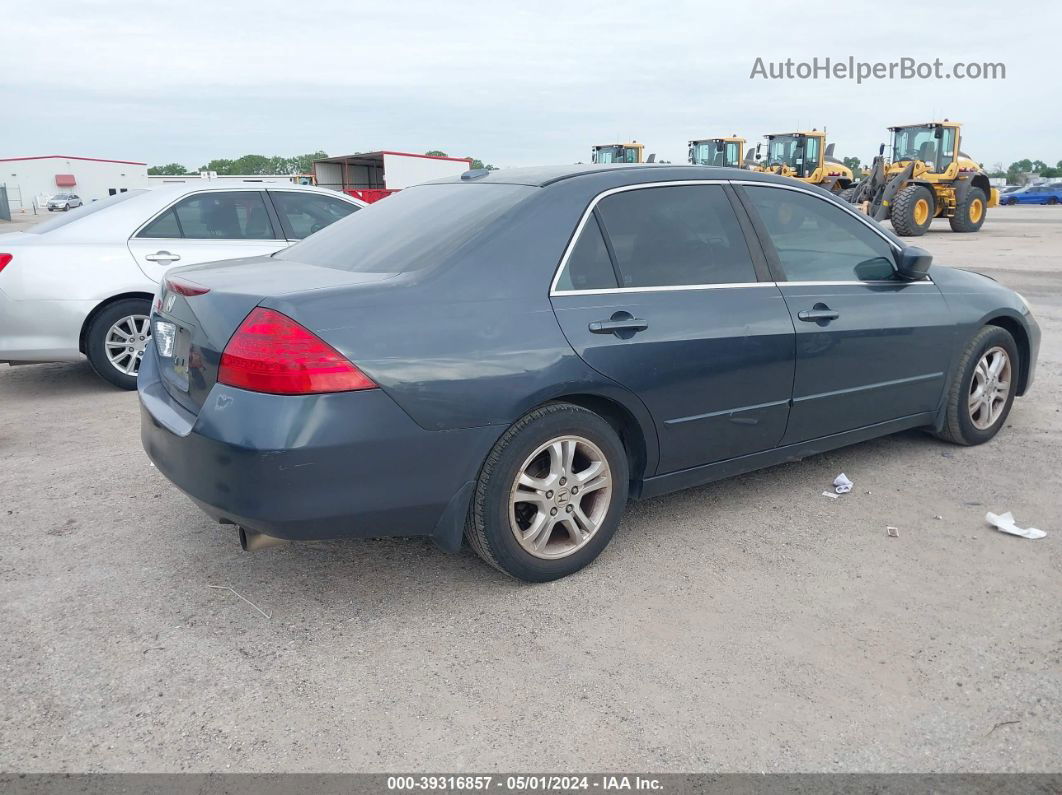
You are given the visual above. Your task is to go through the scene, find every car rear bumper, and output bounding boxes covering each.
[138,345,501,544]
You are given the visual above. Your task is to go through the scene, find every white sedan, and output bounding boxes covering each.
[0,183,364,388]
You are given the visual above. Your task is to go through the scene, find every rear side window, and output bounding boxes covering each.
[140,192,277,240]
[271,191,358,239]
[594,185,756,287]
[554,215,618,291]
[139,209,181,238]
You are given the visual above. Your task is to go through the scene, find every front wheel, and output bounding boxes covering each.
[85,297,152,390]
[890,184,934,236]
[936,326,1019,445]
[465,402,629,582]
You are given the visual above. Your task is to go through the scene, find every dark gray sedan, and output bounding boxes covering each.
[140,165,1040,582]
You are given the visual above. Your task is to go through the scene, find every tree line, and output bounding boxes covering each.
[149,150,495,176]
[148,152,328,176]
[987,159,1062,184]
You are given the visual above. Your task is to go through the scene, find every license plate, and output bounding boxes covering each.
[154,320,176,357]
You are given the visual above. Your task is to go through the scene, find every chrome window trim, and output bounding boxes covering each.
[549,178,920,296]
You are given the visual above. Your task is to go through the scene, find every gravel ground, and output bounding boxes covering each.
[0,207,1059,773]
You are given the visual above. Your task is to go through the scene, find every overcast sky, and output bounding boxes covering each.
[2,0,1057,170]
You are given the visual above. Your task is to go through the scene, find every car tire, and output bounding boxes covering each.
[935,325,1019,446]
[85,297,153,390]
[1048,197,1058,205]
[949,187,988,232]
[890,184,934,236]
[465,402,629,582]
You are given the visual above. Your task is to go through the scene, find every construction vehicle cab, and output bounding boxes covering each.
[849,120,998,236]
[591,143,645,164]
[688,136,750,168]
[760,130,853,193]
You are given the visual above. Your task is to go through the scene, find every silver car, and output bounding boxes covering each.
[0,183,364,388]
[46,193,83,211]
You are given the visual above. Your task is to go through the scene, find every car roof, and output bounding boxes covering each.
[427,163,795,188]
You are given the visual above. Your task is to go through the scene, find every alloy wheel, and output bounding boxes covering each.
[105,314,151,376]
[509,435,613,559]
[969,346,1011,430]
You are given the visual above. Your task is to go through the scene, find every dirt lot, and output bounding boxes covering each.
[1,207,1059,773]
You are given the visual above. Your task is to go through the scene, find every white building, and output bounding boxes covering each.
[0,155,149,212]
[313,151,471,202]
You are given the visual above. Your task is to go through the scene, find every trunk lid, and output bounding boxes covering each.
[151,255,397,413]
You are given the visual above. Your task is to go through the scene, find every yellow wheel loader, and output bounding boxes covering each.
[688,136,759,169]
[847,120,998,236]
[591,142,648,164]
[759,130,854,193]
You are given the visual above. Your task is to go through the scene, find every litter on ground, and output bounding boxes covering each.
[985,512,1046,540]
[834,473,853,494]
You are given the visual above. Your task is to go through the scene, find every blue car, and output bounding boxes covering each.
[1002,185,1062,205]
[141,165,1040,581]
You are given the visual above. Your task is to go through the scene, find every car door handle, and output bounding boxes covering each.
[797,307,840,322]
[145,251,181,263]
[588,318,649,334]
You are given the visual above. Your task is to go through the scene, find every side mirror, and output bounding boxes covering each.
[897,245,932,280]
[879,143,886,155]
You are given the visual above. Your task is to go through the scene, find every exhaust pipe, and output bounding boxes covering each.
[238,526,288,552]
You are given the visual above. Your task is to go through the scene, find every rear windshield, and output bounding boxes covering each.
[275,183,536,272]
[29,189,148,233]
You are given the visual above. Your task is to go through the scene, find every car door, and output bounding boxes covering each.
[267,190,360,240]
[127,190,287,283]
[550,182,795,475]
[736,182,955,445]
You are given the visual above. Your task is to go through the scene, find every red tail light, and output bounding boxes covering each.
[165,277,209,297]
[218,308,376,395]
[0,254,12,274]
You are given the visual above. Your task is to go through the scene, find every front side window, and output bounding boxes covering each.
[271,191,358,239]
[743,186,897,282]
[592,185,756,288]
[161,192,276,240]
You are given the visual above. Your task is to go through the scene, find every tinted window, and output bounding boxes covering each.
[171,192,276,239]
[277,183,535,273]
[139,208,182,238]
[744,186,897,282]
[595,185,755,287]
[555,214,618,291]
[271,191,358,239]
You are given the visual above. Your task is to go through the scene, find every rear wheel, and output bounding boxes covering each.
[950,187,987,232]
[890,184,934,236]
[85,298,152,390]
[839,186,858,203]
[936,326,1018,445]
[465,402,629,582]
[1048,197,1058,205]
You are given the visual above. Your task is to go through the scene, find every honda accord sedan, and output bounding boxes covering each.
[0,183,363,389]
[140,165,1040,582]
